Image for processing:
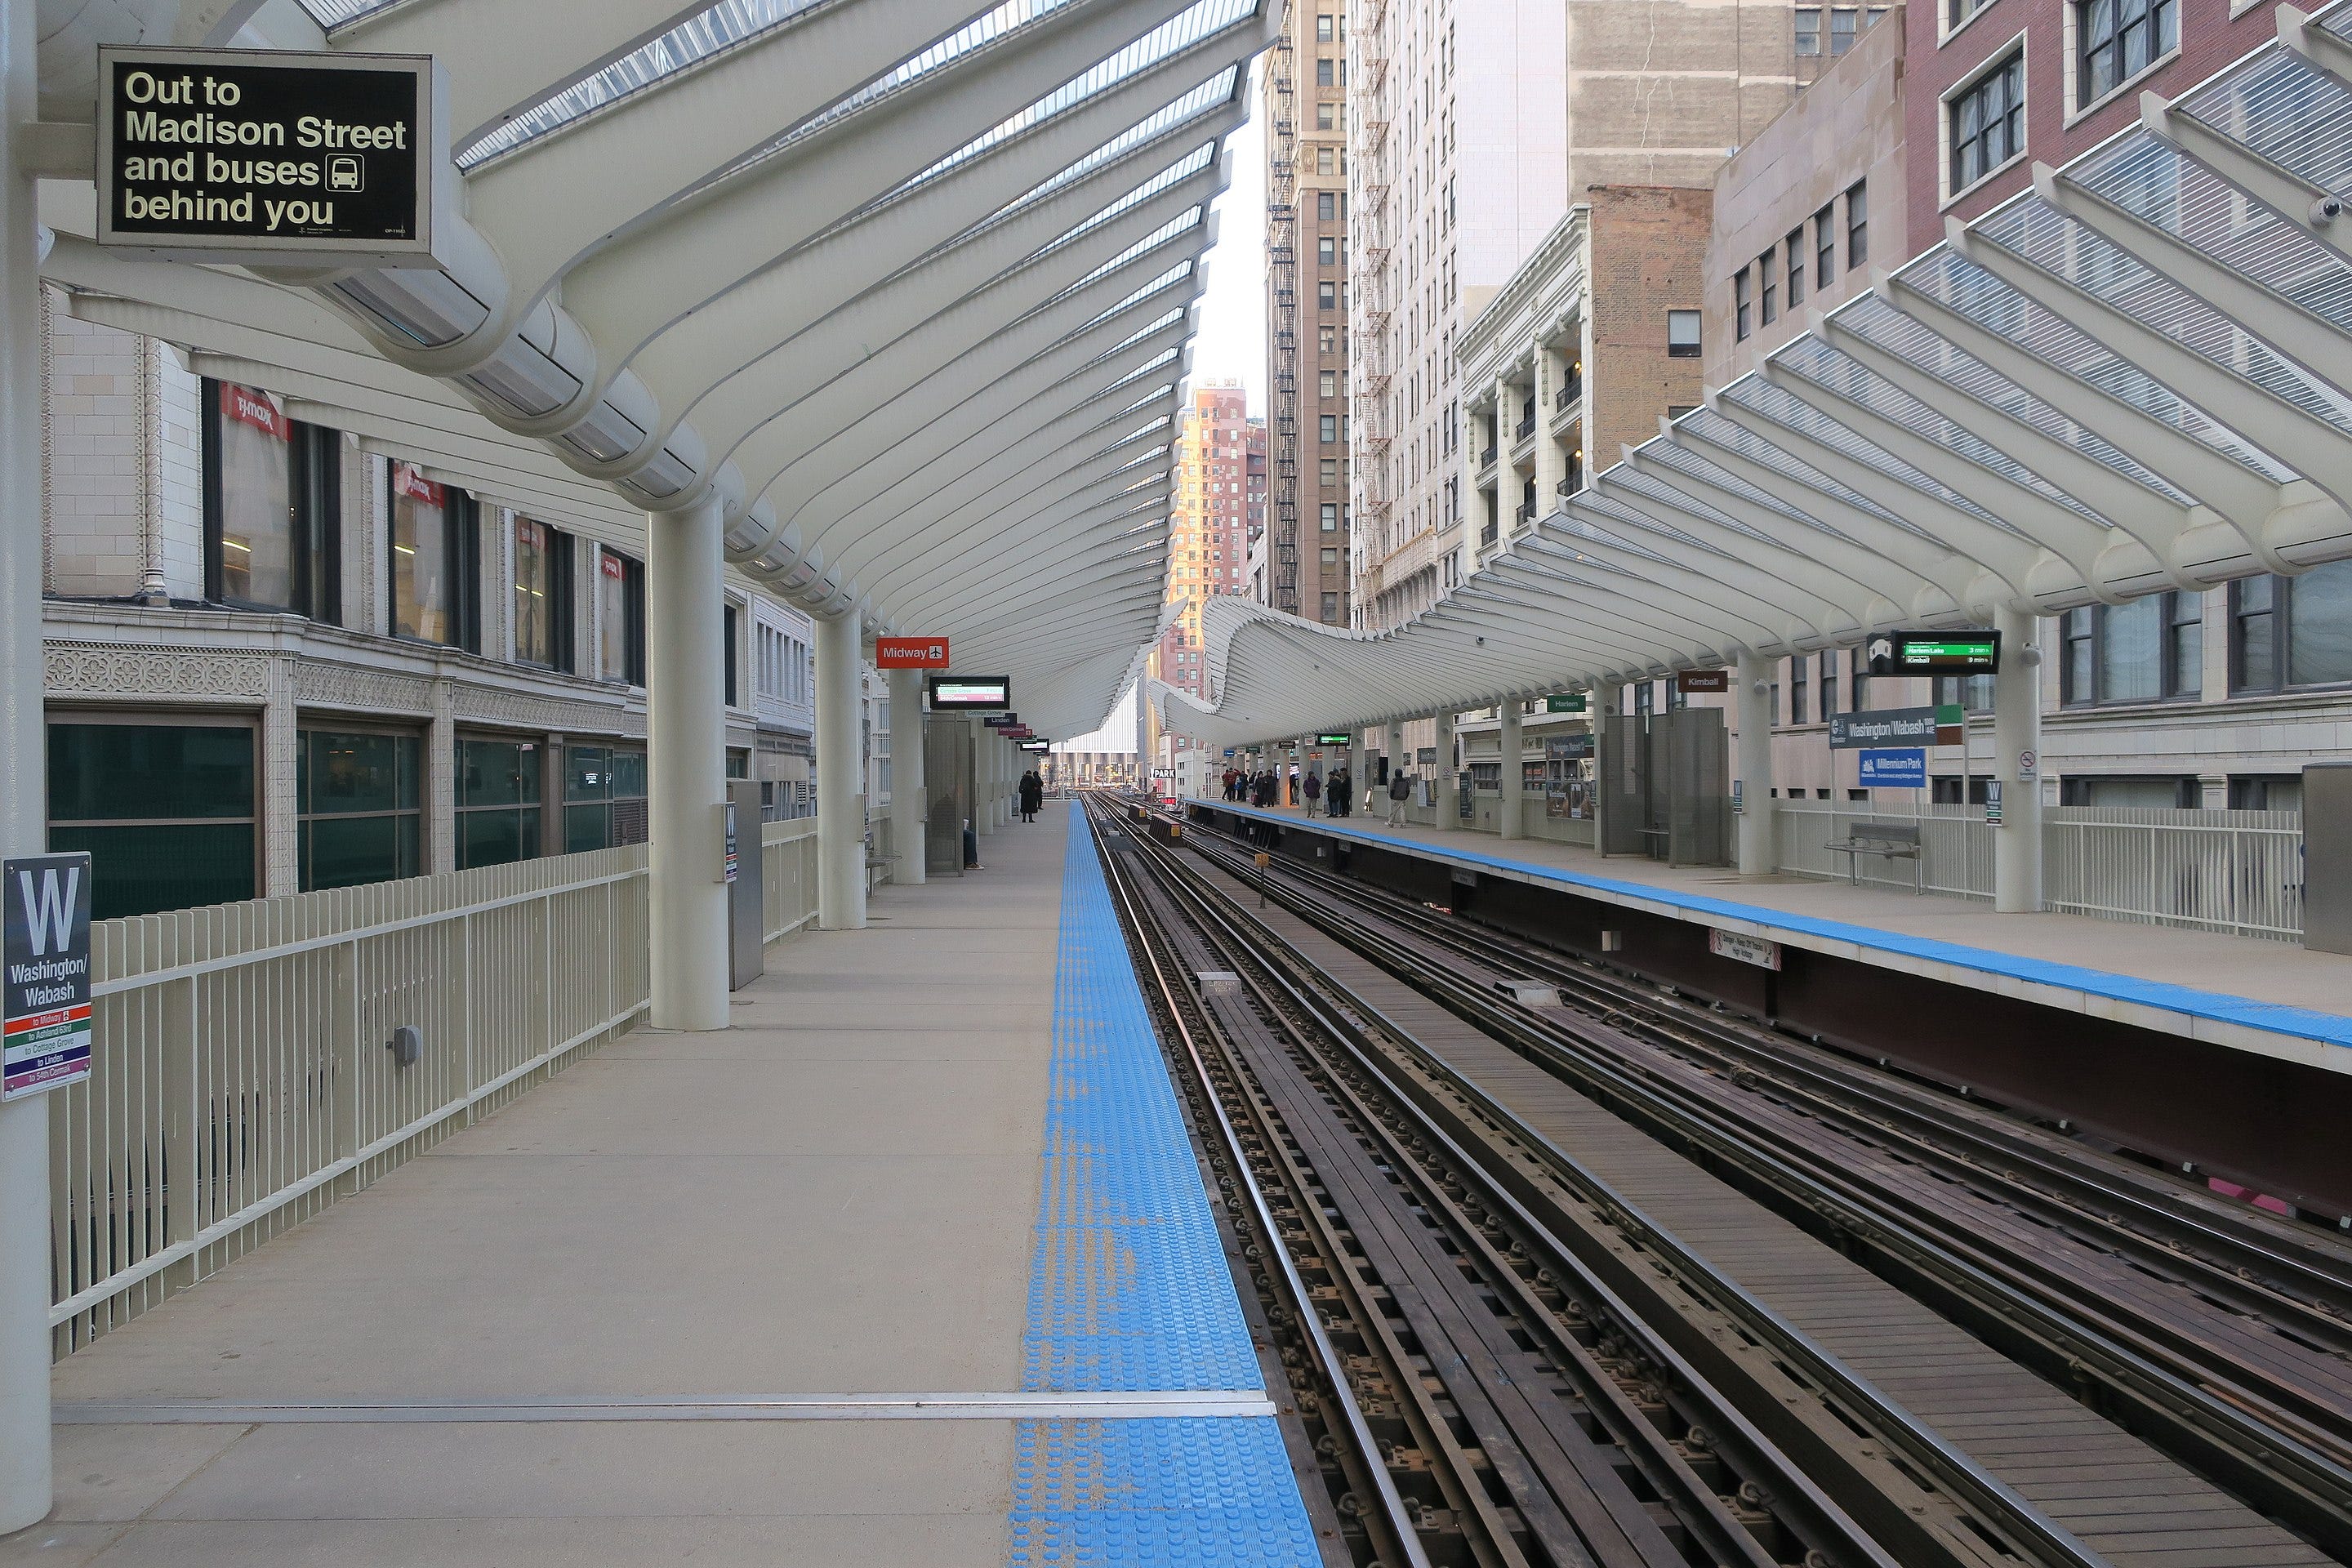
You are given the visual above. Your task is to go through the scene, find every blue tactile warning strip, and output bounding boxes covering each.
[1209,801,2352,1057]
[1006,807,1320,1565]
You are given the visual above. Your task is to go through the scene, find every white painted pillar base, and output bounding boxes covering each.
[1432,711,1458,826]
[0,0,55,1526]
[648,496,731,1032]
[1735,653,1777,877]
[816,612,866,930]
[888,667,925,884]
[1497,702,1524,840]
[1993,605,2045,913]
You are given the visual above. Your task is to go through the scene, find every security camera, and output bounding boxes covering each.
[2314,195,2345,225]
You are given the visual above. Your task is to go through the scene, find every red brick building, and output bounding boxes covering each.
[1905,0,2278,248]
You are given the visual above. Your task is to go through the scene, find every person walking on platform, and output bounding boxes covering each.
[1018,769,1045,823]
[1302,768,1321,815]
[1387,767,1412,827]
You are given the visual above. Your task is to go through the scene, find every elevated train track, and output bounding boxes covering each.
[1085,793,2352,1568]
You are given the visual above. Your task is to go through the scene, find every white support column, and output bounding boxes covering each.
[1532,350,1565,510]
[816,611,866,929]
[1735,652,1777,876]
[1432,710,1458,826]
[1347,730,1366,814]
[1993,605,2044,913]
[648,496,731,1031]
[1497,702,1525,840]
[1,0,55,1525]
[888,666,925,884]
[1385,719,1405,793]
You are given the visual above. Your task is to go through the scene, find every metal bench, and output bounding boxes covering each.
[1824,820,1924,893]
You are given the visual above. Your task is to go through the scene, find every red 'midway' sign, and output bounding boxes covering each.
[876,637,950,668]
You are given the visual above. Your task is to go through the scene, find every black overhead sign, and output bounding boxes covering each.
[1865,629,2002,676]
[97,46,437,265]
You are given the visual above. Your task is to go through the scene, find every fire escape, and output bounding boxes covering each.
[1348,0,1392,599]
[1267,29,1302,615]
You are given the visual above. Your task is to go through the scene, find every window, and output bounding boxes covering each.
[598,548,645,684]
[724,604,740,708]
[1320,414,1339,443]
[1319,324,1338,353]
[1949,56,2024,194]
[48,719,256,918]
[1317,279,1338,310]
[1316,191,1336,220]
[1845,181,1869,267]
[2060,776,2198,808]
[1818,649,1838,715]
[297,728,423,892]
[1321,591,1340,621]
[457,737,543,868]
[512,517,573,670]
[1786,231,1806,308]
[1948,0,1990,28]
[1320,369,1339,397]
[1795,7,1822,54]
[1760,250,1779,325]
[1667,404,1698,420]
[1851,657,1869,711]
[1830,6,1857,53]
[563,744,648,852]
[1933,776,1994,804]
[2234,562,2352,691]
[1321,546,1340,568]
[1315,146,1336,176]
[2228,775,2302,811]
[1321,502,1339,531]
[1790,655,1809,724]
[389,463,479,648]
[1318,235,1337,265]
[1734,268,1753,341]
[203,380,339,618]
[1321,457,1339,485]
[1815,205,1836,288]
[1666,310,1701,358]
[1934,673,1996,710]
[1316,12,1334,41]
[2079,0,2175,106]
[1316,56,1334,86]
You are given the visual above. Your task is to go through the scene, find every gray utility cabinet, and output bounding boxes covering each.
[2305,764,2349,955]
[727,781,764,990]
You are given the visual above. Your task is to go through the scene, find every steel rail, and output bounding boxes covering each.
[1161,801,2352,1557]
[1094,799,2096,1568]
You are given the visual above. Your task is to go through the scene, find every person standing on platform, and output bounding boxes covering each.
[1388,767,1412,826]
[1018,769,1045,823]
[1330,764,1350,818]
[1302,768,1321,815]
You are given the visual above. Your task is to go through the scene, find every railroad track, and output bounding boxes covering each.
[1148,798,2352,1560]
[1086,795,2122,1568]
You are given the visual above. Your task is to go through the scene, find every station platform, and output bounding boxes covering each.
[1192,800,2352,1073]
[7,803,1318,1567]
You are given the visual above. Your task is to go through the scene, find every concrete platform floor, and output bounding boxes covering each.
[1217,800,2352,1028]
[6,808,1078,1567]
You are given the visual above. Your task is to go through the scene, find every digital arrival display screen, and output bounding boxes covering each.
[1865,630,2002,676]
[97,46,436,265]
[928,675,1012,710]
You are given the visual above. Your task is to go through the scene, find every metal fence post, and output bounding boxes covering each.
[334,940,363,1198]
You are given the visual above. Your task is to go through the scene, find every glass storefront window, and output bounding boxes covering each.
[48,721,257,918]
[599,548,644,684]
[457,737,544,868]
[390,463,475,647]
[2291,559,2352,687]
[204,381,339,618]
[513,517,572,669]
[563,744,648,852]
[298,730,423,891]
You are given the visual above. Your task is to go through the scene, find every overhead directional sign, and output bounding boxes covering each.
[875,636,950,669]
[1316,733,1352,746]
[98,47,439,266]
[931,676,1011,710]
[1675,669,1729,693]
[1544,693,1588,713]
[1865,630,2002,676]
[4,853,95,1101]
[1829,706,1938,750]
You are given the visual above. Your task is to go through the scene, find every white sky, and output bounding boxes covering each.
[1057,78,1270,755]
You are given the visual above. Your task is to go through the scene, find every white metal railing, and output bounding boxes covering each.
[2045,808,2303,941]
[1772,803,2305,942]
[1775,802,1994,901]
[51,827,827,1354]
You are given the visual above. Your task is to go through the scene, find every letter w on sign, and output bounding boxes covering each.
[19,866,78,956]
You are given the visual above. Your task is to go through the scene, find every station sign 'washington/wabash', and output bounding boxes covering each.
[97,46,439,266]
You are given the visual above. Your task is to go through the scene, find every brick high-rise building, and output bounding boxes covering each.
[1152,384,1260,728]
[1345,0,1823,630]
[1263,3,1354,623]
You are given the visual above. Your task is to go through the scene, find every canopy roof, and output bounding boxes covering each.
[1157,0,2352,748]
[34,0,1276,739]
